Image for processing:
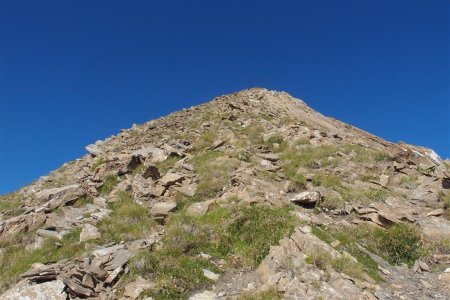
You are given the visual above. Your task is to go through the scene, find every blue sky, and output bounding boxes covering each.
[0,0,449,194]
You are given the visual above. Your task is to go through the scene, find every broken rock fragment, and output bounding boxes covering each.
[290,191,321,206]
[149,201,177,219]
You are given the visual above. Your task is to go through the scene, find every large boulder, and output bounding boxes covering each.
[35,184,86,212]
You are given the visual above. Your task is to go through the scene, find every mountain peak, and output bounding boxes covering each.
[1,88,449,299]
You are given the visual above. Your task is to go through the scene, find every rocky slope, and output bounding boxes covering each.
[0,88,449,300]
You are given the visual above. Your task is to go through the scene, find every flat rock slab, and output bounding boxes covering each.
[80,224,101,242]
[159,172,185,187]
[92,244,125,258]
[149,201,177,217]
[186,200,214,217]
[290,191,321,205]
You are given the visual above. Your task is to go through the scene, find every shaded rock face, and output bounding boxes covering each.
[1,88,449,299]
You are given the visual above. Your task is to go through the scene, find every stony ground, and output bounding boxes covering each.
[0,88,449,300]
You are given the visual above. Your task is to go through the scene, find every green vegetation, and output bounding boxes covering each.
[91,158,105,170]
[374,151,392,162]
[241,123,264,145]
[130,204,298,299]
[99,175,119,195]
[98,191,156,243]
[72,194,93,208]
[281,144,340,171]
[265,134,288,153]
[155,156,181,174]
[0,229,85,292]
[195,130,218,151]
[0,199,23,217]
[191,151,239,198]
[228,206,298,266]
[132,250,216,300]
[399,175,418,189]
[311,173,341,188]
[369,223,422,266]
[312,222,423,273]
[311,225,382,281]
[341,188,389,205]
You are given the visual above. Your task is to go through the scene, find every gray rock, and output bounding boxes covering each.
[80,224,101,242]
[188,290,217,300]
[149,201,177,218]
[0,280,67,300]
[202,269,219,281]
[186,200,214,217]
[290,191,321,205]
[159,172,185,187]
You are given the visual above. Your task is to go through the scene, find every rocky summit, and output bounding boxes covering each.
[0,88,449,300]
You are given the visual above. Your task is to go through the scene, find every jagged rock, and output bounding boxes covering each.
[60,275,95,297]
[36,184,86,211]
[290,191,321,206]
[142,165,161,180]
[0,280,67,300]
[0,213,47,238]
[159,172,185,187]
[80,224,101,242]
[123,277,154,299]
[132,145,167,162]
[85,142,104,156]
[426,208,444,217]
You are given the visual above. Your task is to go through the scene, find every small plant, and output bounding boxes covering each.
[99,175,119,195]
[374,151,392,162]
[228,205,298,266]
[91,158,105,170]
[191,152,239,198]
[195,130,218,151]
[311,173,341,188]
[372,223,422,266]
[72,195,93,208]
[0,199,23,217]
[241,123,264,145]
[305,249,332,270]
[331,256,365,279]
[399,175,417,189]
[311,225,383,281]
[98,191,156,243]
[155,156,181,175]
[0,229,85,292]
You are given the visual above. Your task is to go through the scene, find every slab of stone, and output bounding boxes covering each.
[80,224,101,242]
[149,201,177,218]
[202,269,219,281]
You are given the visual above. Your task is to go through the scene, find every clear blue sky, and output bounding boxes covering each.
[0,0,449,194]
